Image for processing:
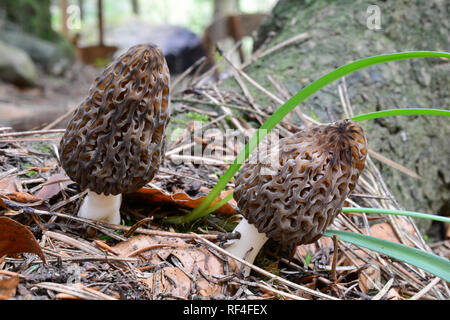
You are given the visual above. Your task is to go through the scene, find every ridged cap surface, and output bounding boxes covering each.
[234,120,367,247]
[60,44,170,195]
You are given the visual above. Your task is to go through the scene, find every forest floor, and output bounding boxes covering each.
[0,46,449,300]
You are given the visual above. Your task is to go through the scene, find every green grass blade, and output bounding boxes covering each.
[166,51,450,224]
[342,207,450,223]
[351,108,450,122]
[324,230,450,281]
[203,192,234,215]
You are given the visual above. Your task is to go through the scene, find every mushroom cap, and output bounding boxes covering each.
[59,43,170,195]
[234,120,367,247]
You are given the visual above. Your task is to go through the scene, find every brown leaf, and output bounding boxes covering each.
[0,276,19,300]
[35,173,71,201]
[367,219,416,246]
[296,237,333,259]
[6,192,40,203]
[144,267,192,298]
[0,216,46,263]
[27,167,51,173]
[358,263,381,294]
[127,186,236,216]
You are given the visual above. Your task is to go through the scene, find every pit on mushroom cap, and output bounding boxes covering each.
[225,119,368,275]
[59,43,170,224]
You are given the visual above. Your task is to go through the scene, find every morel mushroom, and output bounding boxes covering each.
[226,120,367,274]
[59,44,170,224]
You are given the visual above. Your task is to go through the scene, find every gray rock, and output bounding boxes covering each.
[0,40,38,87]
[223,0,450,232]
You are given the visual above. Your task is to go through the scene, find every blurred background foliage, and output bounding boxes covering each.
[49,0,277,49]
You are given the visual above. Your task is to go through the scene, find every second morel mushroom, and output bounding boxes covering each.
[225,120,367,274]
[59,44,170,224]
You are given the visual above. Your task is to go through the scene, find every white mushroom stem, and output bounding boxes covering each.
[224,218,269,276]
[77,190,122,225]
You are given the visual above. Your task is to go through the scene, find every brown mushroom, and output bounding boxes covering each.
[59,43,170,224]
[225,119,367,274]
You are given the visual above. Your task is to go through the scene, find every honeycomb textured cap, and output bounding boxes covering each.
[234,120,367,247]
[59,43,170,196]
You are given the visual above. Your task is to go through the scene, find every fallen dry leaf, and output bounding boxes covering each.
[0,216,46,263]
[368,220,415,246]
[344,220,415,294]
[0,276,19,300]
[0,176,19,194]
[113,235,230,298]
[35,282,117,300]
[127,185,236,216]
[6,192,41,203]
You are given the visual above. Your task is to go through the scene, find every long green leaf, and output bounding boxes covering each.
[351,108,450,122]
[342,207,450,223]
[166,51,450,224]
[324,230,450,281]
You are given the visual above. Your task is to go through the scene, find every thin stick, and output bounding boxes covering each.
[0,129,66,138]
[124,217,153,238]
[127,244,175,257]
[34,282,117,300]
[0,137,60,143]
[368,149,420,179]
[101,223,234,241]
[231,280,307,300]
[222,55,284,105]
[167,154,226,165]
[223,53,320,125]
[372,278,394,300]
[172,56,207,90]
[42,104,79,130]
[2,199,126,241]
[44,230,103,256]
[6,255,138,264]
[157,168,211,185]
[0,168,18,180]
[171,98,266,116]
[331,234,339,283]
